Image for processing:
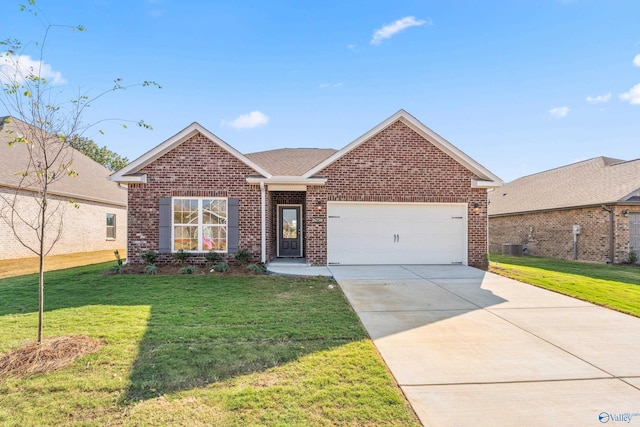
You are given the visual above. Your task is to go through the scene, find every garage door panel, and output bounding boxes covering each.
[327,203,466,265]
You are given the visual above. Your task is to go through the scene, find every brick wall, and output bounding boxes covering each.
[126,132,262,265]
[127,121,491,268]
[489,205,635,263]
[0,187,126,260]
[307,120,489,268]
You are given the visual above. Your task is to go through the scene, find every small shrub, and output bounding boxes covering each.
[109,250,124,274]
[113,250,124,266]
[205,250,222,264]
[211,262,228,273]
[235,249,251,265]
[629,248,638,264]
[179,265,197,274]
[145,265,157,275]
[173,249,191,264]
[246,263,266,275]
[140,250,158,265]
[109,264,123,274]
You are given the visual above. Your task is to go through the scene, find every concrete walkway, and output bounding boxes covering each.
[330,265,640,427]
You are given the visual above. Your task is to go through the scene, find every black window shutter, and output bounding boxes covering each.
[227,198,239,253]
[158,197,171,253]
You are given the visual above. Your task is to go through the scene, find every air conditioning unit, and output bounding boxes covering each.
[502,243,523,256]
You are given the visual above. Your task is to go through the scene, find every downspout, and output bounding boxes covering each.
[260,181,266,264]
[602,205,614,263]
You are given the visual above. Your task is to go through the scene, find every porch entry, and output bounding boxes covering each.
[278,205,303,257]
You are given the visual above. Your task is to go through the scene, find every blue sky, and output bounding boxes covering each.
[2,0,640,182]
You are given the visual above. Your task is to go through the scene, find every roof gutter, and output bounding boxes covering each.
[488,201,640,218]
[0,183,127,208]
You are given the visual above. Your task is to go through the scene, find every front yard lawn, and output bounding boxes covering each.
[0,263,420,426]
[489,253,640,317]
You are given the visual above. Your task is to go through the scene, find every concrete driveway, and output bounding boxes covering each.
[329,265,640,427]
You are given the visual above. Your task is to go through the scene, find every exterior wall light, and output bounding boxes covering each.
[315,200,323,211]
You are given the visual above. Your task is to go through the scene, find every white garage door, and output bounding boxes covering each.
[327,202,467,265]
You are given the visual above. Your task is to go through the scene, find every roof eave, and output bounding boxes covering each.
[246,175,327,186]
[108,173,147,184]
[472,178,503,188]
[488,201,640,217]
[302,109,503,185]
[109,122,273,181]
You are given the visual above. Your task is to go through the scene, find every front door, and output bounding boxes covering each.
[278,205,302,257]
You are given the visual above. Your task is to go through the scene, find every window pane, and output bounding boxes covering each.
[203,199,227,225]
[282,208,297,239]
[173,199,198,225]
[203,225,227,251]
[203,226,214,250]
[106,214,115,239]
[174,225,198,251]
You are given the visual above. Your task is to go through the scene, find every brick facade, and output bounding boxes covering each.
[307,120,488,268]
[125,120,492,268]
[126,133,262,265]
[489,205,637,263]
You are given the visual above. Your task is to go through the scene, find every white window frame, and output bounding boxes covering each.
[106,213,116,240]
[171,197,228,253]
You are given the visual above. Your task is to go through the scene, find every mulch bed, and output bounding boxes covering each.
[0,335,103,379]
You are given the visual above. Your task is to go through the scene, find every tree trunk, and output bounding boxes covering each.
[38,195,47,345]
[38,253,44,344]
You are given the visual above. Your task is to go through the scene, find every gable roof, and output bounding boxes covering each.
[303,109,503,187]
[0,117,126,207]
[110,110,502,188]
[245,148,337,176]
[488,157,640,216]
[109,122,272,183]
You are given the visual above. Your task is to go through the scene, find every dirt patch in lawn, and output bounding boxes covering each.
[0,335,103,379]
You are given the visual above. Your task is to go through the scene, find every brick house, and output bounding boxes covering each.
[110,110,502,268]
[488,157,640,263]
[0,117,127,260]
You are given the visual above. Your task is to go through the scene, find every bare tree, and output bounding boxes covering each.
[0,2,159,344]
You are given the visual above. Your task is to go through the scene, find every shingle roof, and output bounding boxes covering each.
[488,156,640,216]
[245,148,337,176]
[0,117,127,207]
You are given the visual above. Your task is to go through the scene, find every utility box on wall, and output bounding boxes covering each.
[573,224,582,235]
[502,243,523,256]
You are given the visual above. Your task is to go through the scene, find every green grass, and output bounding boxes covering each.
[0,264,420,426]
[489,253,640,317]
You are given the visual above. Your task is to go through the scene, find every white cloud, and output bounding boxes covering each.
[585,93,611,103]
[549,106,570,118]
[319,82,343,88]
[0,54,66,85]
[634,54,640,67]
[224,111,269,130]
[370,16,430,45]
[619,83,640,104]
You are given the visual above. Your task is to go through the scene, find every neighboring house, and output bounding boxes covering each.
[488,157,640,263]
[109,110,502,268]
[0,117,127,260]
